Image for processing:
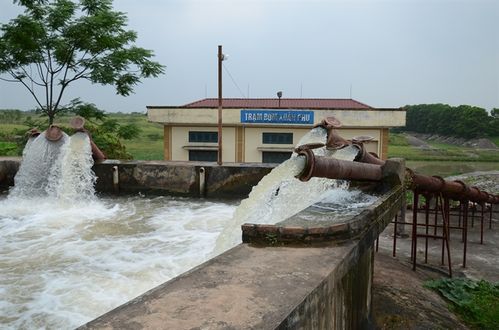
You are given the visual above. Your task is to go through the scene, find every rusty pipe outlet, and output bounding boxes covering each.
[313,116,349,150]
[352,142,386,166]
[295,148,383,182]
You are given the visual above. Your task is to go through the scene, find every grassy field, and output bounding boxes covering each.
[388,133,499,162]
[107,113,164,160]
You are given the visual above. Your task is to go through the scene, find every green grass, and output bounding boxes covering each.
[0,123,30,136]
[106,113,164,160]
[0,141,18,156]
[389,133,409,146]
[490,136,499,147]
[425,278,499,329]
[388,142,499,162]
[123,139,164,160]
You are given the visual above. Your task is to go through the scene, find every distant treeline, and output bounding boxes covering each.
[0,109,37,124]
[402,104,499,139]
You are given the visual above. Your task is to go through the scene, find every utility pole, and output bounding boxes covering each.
[217,45,223,165]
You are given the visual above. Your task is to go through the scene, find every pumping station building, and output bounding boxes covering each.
[147,98,406,163]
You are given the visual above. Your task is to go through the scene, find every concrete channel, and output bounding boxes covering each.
[1,157,407,329]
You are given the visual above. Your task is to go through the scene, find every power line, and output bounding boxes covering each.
[222,62,246,98]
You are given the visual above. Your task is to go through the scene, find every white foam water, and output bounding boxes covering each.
[214,127,369,251]
[0,195,236,329]
[10,132,95,200]
[312,189,379,215]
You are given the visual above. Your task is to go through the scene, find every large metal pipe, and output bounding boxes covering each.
[296,148,383,182]
[296,118,499,204]
[350,143,498,204]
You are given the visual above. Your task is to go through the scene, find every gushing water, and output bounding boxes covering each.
[0,195,235,329]
[215,127,366,251]
[10,132,95,200]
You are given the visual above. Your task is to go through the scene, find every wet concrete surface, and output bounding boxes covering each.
[373,207,499,329]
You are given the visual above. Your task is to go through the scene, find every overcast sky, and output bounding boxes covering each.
[0,0,498,113]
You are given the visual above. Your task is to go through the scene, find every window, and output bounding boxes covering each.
[189,150,218,161]
[189,131,218,143]
[262,151,292,164]
[262,132,293,144]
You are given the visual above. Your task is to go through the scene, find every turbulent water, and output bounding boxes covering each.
[10,132,95,200]
[0,195,236,329]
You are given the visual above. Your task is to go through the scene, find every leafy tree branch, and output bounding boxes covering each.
[0,0,165,124]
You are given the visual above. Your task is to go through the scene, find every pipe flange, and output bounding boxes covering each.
[313,116,342,129]
[352,135,374,144]
[294,143,325,153]
[451,180,469,201]
[431,175,446,191]
[326,142,348,150]
[295,148,315,182]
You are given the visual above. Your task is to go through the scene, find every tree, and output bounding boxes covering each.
[403,104,497,139]
[0,0,165,124]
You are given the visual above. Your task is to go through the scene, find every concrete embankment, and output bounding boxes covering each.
[0,158,273,198]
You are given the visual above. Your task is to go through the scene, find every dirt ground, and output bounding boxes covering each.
[372,205,499,329]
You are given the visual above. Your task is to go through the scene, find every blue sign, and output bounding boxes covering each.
[240,110,314,124]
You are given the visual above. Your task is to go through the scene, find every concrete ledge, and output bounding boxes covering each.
[242,185,404,245]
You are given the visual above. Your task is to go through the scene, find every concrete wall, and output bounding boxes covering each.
[92,160,275,198]
[0,158,274,198]
[244,127,304,162]
[0,158,19,191]
[170,126,236,162]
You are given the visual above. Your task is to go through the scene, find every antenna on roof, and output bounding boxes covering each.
[277,91,283,108]
[350,84,353,99]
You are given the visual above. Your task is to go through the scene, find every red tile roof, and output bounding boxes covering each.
[181,98,372,110]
